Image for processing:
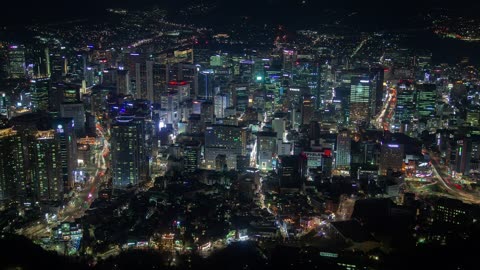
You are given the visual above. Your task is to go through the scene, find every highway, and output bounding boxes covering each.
[429,151,480,204]
[375,87,396,130]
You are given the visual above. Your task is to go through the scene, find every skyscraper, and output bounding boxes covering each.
[116,69,130,96]
[394,85,415,131]
[301,95,315,125]
[204,125,246,170]
[379,143,404,175]
[454,137,472,176]
[7,44,26,79]
[111,117,147,188]
[214,94,228,119]
[278,155,300,189]
[183,141,201,173]
[415,83,437,119]
[31,130,63,202]
[30,78,51,112]
[52,118,77,193]
[349,76,372,125]
[0,127,26,203]
[335,129,351,169]
[257,131,277,171]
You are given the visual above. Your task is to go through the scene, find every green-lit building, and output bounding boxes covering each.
[415,83,437,119]
[30,77,51,112]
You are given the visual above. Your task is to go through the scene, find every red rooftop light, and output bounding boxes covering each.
[169,80,187,86]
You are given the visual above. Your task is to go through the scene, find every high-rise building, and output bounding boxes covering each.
[335,129,351,169]
[30,78,51,112]
[272,118,286,140]
[111,117,147,188]
[394,85,415,131]
[204,125,246,170]
[214,94,228,119]
[379,143,404,175]
[198,70,214,100]
[301,95,315,125]
[152,62,169,104]
[231,84,249,111]
[349,76,373,125]
[257,131,277,171]
[277,155,301,189]
[200,100,215,127]
[52,118,77,193]
[7,44,26,79]
[454,137,472,176]
[60,103,86,136]
[31,130,63,202]
[0,127,26,203]
[282,49,297,72]
[183,141,201,173]
[415,83,437,119]
[116,69,130,96]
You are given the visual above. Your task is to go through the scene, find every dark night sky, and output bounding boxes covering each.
[0,0,478,27]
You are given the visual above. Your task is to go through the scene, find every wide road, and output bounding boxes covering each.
[20,122,109,239]
[58,168,106,222]
[429,151,480,204]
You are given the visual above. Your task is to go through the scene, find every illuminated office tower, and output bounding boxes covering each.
[301,95,315,125]
[111,117,146,188]
[379,143,404,175]
[282,49,297,73]
[198,69,214,100]
[152,62,169,103]
[454,137,472,176]
[335,129,351,169]
[7,44,26,78]
[31,130,63,202]
[193,42,211,65]
[0,92,9,117]
[50,47,68,80]
[116,69,130,96]
[0,42,8,79]
[60,103,85,136]
[0,127,26,202]
[465,108,480,127]
[201,100,215,126]
[160,90,180,124]
[238,59,254,84]
[257,131,277,171]
[349,76,373,125]
[136,60,154,101]
[415,83,437,119]
[231,84,249,111]
[30,77,51,111]
[61,84,81,103]
[204,125,246,170]
[183,141,201,173]
[210,55,223,67]
[394,85,415,131]
[214,94,228,119]
[52,118,77,193]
